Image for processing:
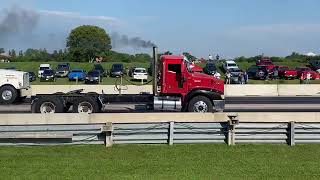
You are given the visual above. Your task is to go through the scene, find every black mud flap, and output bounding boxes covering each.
[213,100,225,112]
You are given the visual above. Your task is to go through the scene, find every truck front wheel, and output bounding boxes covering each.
[187,96,213,113]
[0,85,18,104]
[72,97,100,114]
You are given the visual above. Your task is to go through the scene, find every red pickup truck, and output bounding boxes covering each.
[276,66,297,79]
[256,58,275,72]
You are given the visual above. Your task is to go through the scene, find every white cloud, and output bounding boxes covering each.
[39,10,120,25]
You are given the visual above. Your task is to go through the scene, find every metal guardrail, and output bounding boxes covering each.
[0,113,320,146]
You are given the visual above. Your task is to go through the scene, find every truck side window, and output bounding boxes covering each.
[168,64,181,74]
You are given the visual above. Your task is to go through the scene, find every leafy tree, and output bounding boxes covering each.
[163,51,173,55]
[19,50,23,57]
[11,49,16,58]
[182,52,197,62]
[134,53,151,62]
[67,25,111,62]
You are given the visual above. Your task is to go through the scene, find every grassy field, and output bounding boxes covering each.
[0,61,150,73]
[0,144,319,179]
[0,61,317,85]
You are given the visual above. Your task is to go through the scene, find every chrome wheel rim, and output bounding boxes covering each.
[193,101,208,113]
[40,102,56,114]
[78,102,93,114]
[2,90,13,101]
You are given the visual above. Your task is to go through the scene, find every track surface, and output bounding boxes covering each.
[1,97,320,113]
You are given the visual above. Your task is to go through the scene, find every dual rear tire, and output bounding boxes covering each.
[32,97,100,114]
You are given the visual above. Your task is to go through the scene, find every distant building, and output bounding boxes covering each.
[305,52,317,57]
[0,53,11,63]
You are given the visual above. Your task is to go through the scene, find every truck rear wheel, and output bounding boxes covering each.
[32,97,64,114]
[0,85,18,104]
[188,96,213,113]
[72,97,100,114]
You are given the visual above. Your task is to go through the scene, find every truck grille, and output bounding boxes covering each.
[23,72,30,88]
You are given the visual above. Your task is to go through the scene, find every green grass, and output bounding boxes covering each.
[0,144,320,180]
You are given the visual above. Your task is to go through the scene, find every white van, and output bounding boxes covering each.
[223,60,239,72]
[38,64,52,78]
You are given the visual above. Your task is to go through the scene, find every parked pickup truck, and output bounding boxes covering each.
[276,66,297,79]
[300,70,320,80]
[256,58,275,72]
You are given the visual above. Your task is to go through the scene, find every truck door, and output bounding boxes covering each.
[165,63,188,94]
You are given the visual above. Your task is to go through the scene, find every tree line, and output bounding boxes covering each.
[235,52,320,63]
[2,48,152,63]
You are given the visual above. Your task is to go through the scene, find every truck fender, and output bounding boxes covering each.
[183,90,224,111]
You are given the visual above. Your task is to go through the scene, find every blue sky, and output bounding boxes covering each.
[1,0,320,58]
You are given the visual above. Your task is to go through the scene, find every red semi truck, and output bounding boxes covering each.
[31,47,225,114]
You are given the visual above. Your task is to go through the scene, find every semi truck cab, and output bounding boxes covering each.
[154,55,224,112]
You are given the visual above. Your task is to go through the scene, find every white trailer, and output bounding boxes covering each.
[0,69,30,104]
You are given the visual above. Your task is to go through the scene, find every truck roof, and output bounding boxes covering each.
[161,55,184,61]
[225,60,236,64]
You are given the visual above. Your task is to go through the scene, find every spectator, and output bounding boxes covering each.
[300,73,305,84]
[208,54,213,61]
[216,54,220,61]
[273,69,279,80]
[225,71,231,84]
[244,71,249,84]
[306,72,311,84]
[214,71,221,79]
[238,72,244,84]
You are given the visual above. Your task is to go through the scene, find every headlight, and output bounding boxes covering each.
[94,77,99,80]
[50,75,54,78]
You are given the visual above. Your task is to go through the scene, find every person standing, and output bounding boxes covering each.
[225,71,231,84]
[214,71,221,80]
[238,71,244,84]
[300,73,305,84]
[208,54,213,61]
[244,71,249,84]
[306,72,311,84]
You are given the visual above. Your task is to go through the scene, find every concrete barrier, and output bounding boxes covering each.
[278,85,320,96]
[0,113,229,125]
[225,85,278,97]
[1,113,320,146]
[1,112,320,125]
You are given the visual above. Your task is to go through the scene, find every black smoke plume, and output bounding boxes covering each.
[111,32,156,49]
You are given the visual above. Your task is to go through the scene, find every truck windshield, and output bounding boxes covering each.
[228,63,237,67]
[135,69,146,73]
[57,65,68,70]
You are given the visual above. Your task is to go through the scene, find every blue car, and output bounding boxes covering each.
[68,69,86,81]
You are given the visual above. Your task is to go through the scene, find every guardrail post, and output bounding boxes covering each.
[227,114,239,146]
[169,122,174,145]
[289,121,295,146]
[101,122,113,147]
